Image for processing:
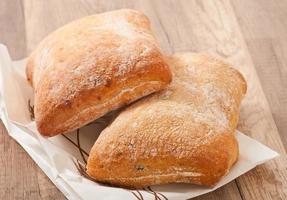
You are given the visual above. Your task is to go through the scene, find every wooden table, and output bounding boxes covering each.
[1,0,287,199]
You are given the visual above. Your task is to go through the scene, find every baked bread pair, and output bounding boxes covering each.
[27,9,247,188]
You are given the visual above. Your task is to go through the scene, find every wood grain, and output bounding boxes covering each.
[230,0,287,198]
[231,0,287,151]
[0,0,26,59]
[1,0,287,199]
[0,0,65,199]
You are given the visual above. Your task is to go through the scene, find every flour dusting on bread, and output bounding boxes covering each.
[87,53,246,188]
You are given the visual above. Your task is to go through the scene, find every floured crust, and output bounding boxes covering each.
[86,53,247,188]
[26,9,172,136]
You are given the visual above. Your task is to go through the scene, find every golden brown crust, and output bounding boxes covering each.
[26,9,172,136]
[86,52,247,188]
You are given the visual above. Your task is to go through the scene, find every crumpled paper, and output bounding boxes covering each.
[0,44,279,200]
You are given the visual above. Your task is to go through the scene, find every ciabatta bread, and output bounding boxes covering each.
[87,53,247,188]
[26,9,172,136]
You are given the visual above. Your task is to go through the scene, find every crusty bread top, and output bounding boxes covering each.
[86,53,247,188]
[26,9,157,88]
[166,53,247,130]
[26,9,172,136]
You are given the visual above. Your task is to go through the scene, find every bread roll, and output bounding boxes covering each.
[26,9,172,136]
[86,53,247,188]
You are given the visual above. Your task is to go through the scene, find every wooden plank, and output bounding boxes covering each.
[0,123,35,199]
[230,0,287,151]
[0,0,26,59]
[229,1,287,198]
[0,1,66,200]
[0,1,36,200]
[22,0,287,199]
